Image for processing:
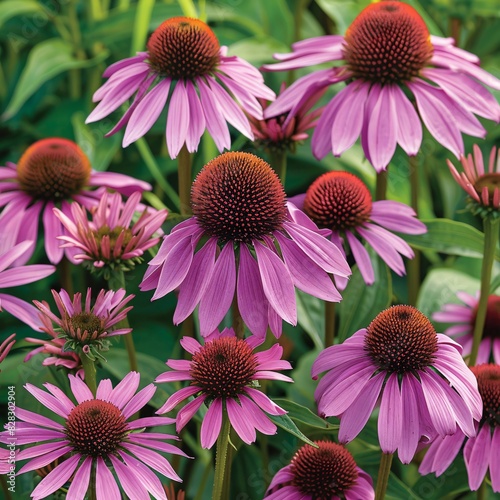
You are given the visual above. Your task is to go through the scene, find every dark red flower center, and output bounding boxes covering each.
[147,17,220,79]
[65,400,128,457]
[471,295,500,340]
[344,1,433,84]
[365,305,437,373]
[470,364,500,428]
[290,441,359,498]
[191,152,287,244]
[303,171,372,231]
[67,312,104,343]
[190,337,258,399]
[16,138,91,201]
[473,173,500,206]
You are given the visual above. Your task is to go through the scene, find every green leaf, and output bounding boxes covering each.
[268,412,318,447]
[0,0,43,28]
[338,249,392,342]
[273,399,337,430]
[101,349,173,409]
[386,472,423,500]
[315,0,371,33]
[402,219,500,259]
[296,290,323,350]
[2,39,110,119]
[130,0,156,55]
[228,37,290,66]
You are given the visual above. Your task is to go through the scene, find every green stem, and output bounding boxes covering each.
[408,155,420,305]
[81,354,97,395]
[107,270,139,373]
[375,452,393,500]
[58,257,74,296]
[232,291,244,339]
[212,409,231,500]
[288,0,311,85]
[269,149,287,186]
[0,474,12,500]
[136,138,180,211]
[375,170,387,201]
[221,437,234,500]
[324,300,335,348]
[469,217,500,366]
[88,463,96,500]
[450,17,461,45]
[476,479,486,500]
[178,0,198,17]
[178,144,193,215]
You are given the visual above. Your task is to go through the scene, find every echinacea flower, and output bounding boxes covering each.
[26,288,134,362]
[0,239,55,329]
[433,291,500,364]
[263,1,500,172]
[0,138,150,264]
[55,191,167,279]
[249,82,324,153]
[0,333,15,366]
[291,170,426,286]
[312,305,483,464]
[86,17,275,158]
[0,372,186,500]
[448,144,500,216]
[265,440,374,500]
[140,152,350,338]
[420,364,500,492]
[155,328,292,449]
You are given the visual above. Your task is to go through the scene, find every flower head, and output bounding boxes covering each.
[0,138,150,264]
[263,1,500,172]
[141,152,350,338]
[0,232,55,329]
[448,145,500,217]
[291,171,426,286]
[55,191,167,279]
[86,17,275,158]
[26,288,134,362]
[265,440,374,500]
[155,328,293,448]
[249,82,324,153]
[420,364,500,492]
[0,372,186,499]
[433,291,500,364]
[312,305,482,463]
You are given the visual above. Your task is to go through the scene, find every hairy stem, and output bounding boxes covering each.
[375,452,393,500]
[212,409,231,500]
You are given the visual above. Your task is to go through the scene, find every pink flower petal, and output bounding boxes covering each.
[201,398,223,449]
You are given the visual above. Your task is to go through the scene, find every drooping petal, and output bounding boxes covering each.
[201,398,223,449]
[464,425,491,490]
[166,81,190,158]
[378,373,402,455]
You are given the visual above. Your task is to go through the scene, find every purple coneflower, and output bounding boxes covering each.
[448,144,500,216]
[86,17,275,157]
[0,333,15,366]
[263,2,500,172]
[291,170,426,286]
[265,440,374,500]
[155,328,292,449]
[433,291,500,364]
[249,82,324,153]
[140,152,350,338]
[0,138,150,264]
[55,191,167,279]
[25,288,134,363]
[0,240,55,329]
[312,305,482,464]
[0,372,186,499]
[420,364,500,493]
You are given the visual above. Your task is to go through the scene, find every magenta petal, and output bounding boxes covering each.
[185,80,206,152]
[108,371,140,409]
[167,81,190,158]
[198,243,236,336]
[66,456,92,500]
[464,425,491,490]
[201,398,223,448]
[239,396,277,435]
[391,84,422,156]
[24,384,73,419]
[17,445,72,473]
[490,427,500,492]
[123,78,170,147]
[156,386,200,414]
[345,232,374,285]
[69,374,94,404]
[378,373,402,455]
[227,398,257,444]
[122,384,156,419]
[399,374,421,464]
[0,295,43,330]
[338,372,385,443]
[237,244,269,337]
[244,387,286,416]
[253,240,296,325]
[176,395,206,432]
[109,456,150,500]
[31,454,80,499]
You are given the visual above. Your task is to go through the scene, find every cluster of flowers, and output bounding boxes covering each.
[1,2,500,499]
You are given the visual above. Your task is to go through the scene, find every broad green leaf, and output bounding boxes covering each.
[101,349,173,409]
[417,268,479,320]
[268,413,318,447]
[273,399,337,430]
[228,37,290,66]
[0,0,43,28]
[402,219,500,259]
[386,472,423,500]
[338,249,392,342]
[2,39,110,119]
[287,350,321,411]
[71,111,121,171]
[315,0,371,33]
[296,290,323,349]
